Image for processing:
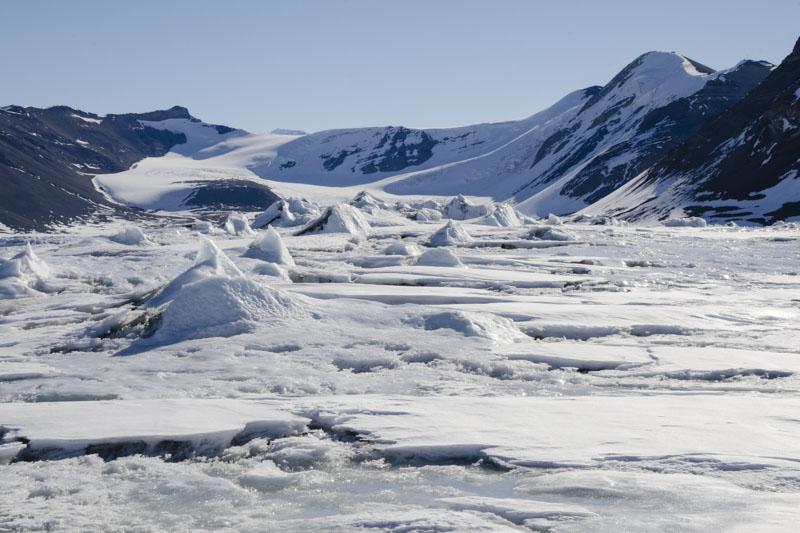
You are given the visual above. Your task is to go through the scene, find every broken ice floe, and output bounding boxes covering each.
[382,241,421,256]
[527,225,577,241]
[221,212,255,236]
[251,199,296,229]
[251,197,322,229]
[414,248,464,267]
[0,243,55,298]
[295,203,371,236]
[418,310,525,343]
[248,227,295,266]
[108,226,151,245]
[664,216,708,227]
[110,238,308,347]
[444,194,493,220]
[429,220,473,247]
[477,203,524,227]
[349,190,389,212]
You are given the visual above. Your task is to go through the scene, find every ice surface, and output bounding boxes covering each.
[1,214,799,530]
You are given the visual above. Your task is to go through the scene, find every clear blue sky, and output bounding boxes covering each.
[2,0,798,133]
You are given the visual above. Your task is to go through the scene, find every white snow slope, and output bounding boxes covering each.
[1,205,799,531]
[91,53,781,224]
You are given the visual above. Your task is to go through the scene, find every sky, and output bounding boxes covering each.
[2,0,799,133]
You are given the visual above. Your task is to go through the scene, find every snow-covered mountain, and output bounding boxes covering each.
[0,105,279,230]
[584,37,800,225]
[242,53,770,217]
[4,39,799,230]
[0,105,187,230]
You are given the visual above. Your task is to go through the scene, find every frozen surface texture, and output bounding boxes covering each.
[1,206,799,531]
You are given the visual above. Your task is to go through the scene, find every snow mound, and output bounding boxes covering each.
[528,225,577,241]
[147,238,243,308]
[0,244,52,297]
[194,237,243,276]
[249,227,295,266]
[444,195,493,220]
[109,227,151,245]
[221,213,255,236]
[422,310,525,343]
[664,217,708,227]
[382,241,421,256]
[155,275,307,342]
[238,460,308,491]
[252,200,296,229]
[295,203,371,236]
[144,237,306,342]
[429,220,473,247]
[350,190,389,211]
[414,207,443,222]
[479,204,523,227]
[546,213,564,225]
[415,248,464,267]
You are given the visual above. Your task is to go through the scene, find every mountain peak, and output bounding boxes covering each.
[579,51,714,115]
[133,106,193,122]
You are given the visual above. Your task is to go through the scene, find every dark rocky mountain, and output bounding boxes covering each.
[3,38,798,230]
[512,54,774,215]
[0,105,191,230]
[267,51,773,219]
[588,37,800,224]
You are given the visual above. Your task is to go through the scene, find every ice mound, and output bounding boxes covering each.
[479,204,523,227]
[546,213,564,225]
[350,190,389,212]
[252,200,296,229]
[382,241,421,256]
[266,434,346,468]
[444,195,493,220]
[109,226,151,245]
[295,203,371,236]
[237,460,308,491]
[422,310,525,343]
[415,248,463,267]
[193,221,216,234]
[154,275,306,342]
[0,244,53,297]
[528,225,577,241]
[429,220,473,247]
[146,237,243,308]
[664,216,708,227]
[221,213,255,236]
[249,227,295,266]
[141,237,307,343]
[414,207,443,222]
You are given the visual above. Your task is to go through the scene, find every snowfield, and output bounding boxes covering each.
[1,202,799,531]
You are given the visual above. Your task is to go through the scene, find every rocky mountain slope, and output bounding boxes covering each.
[584,37,800,224]
[0,105,193,230]
[0,106,277,230]
[4,38,799,230]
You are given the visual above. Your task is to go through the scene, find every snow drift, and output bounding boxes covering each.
[429,221,473,247]
[295,204,371,236]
